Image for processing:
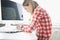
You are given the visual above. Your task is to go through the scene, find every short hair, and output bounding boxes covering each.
[23,0,38,11]
[23,0,29,6]
[32,1,38,11]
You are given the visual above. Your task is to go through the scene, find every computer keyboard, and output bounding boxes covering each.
[0,30,22,33]
[0,25,22,33]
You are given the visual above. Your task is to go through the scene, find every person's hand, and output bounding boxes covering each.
[16,24,23,30]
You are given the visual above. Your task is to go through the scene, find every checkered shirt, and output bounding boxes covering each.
[21,6,52,40]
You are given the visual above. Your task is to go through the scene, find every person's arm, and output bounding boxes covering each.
[20,8,39,33]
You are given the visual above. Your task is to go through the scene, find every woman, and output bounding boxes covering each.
[17,0,52,40]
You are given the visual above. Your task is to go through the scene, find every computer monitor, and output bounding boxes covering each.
[0,0,27,28]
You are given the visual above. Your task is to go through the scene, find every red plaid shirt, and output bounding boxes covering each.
[22,6,52,40]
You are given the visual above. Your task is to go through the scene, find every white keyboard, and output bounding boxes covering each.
[0,26,22,33]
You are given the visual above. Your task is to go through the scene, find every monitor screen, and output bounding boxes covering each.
[1,0,23,20]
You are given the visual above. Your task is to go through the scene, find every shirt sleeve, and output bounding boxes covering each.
[21,8,39,33]
[37,9,52,40]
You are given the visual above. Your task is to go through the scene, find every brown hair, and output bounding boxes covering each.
[32,1,38,11]
[23,0,38,11]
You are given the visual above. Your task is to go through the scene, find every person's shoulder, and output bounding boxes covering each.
[35,6,48,15]
[35,6,46,12]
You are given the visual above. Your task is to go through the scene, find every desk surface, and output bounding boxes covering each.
[0,32,37,40]
[0,26,37,40]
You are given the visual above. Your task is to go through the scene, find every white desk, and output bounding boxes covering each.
[0,32,37,40]
[0,26,37,40]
